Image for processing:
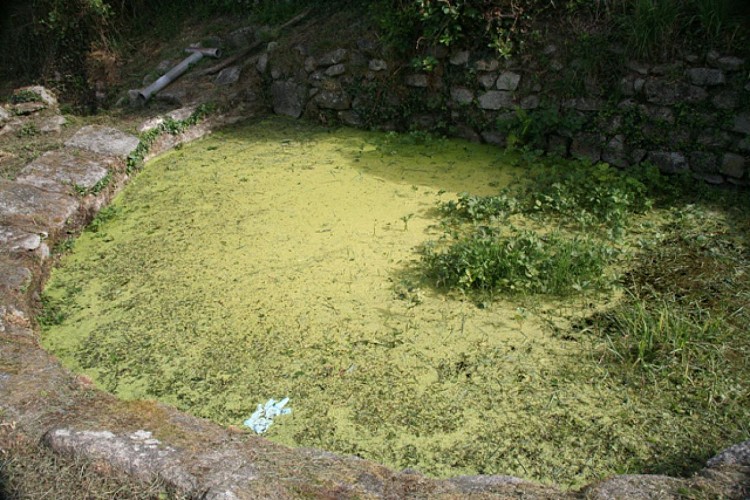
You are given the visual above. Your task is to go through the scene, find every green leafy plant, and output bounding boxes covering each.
[497,106,586,150]
[440,191,519,221]
[9,89,43,104]
[423,228,613,296]
[127,103,213,173]
[16,123,40,138]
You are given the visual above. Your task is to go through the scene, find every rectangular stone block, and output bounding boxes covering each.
[16,148,114,194]
[65,125,139,159]
[0,180,79,231]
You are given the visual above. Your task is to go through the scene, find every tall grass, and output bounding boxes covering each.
[613,0,746,58]
[595,294,726,374]
[618,0,683,59]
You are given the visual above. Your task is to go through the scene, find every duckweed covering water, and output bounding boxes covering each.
[41,117,750,487]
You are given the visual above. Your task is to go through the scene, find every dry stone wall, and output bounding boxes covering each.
[258,40,749,185]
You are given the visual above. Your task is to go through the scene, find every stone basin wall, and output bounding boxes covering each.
[1,75,749,498]
[255,38,749,185]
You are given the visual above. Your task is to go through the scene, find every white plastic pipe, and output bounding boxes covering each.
[137,47,221,102]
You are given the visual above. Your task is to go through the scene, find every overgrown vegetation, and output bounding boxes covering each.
[420,153,750,477]
[420,160,664,297]
[423,228,614,295]
[2,0,747,110]
[126,103,213,173]
[37,119,750,487]
[0,424,182,499]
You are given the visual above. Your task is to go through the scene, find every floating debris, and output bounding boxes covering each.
[243,398,291,434]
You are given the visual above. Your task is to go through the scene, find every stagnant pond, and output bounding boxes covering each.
[41,117,749,487]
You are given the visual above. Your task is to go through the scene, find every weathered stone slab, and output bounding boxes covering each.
[324,63,346,77]
[405,74,428,87]
[368,59,387,72]
[478,73,497,89]
[0,179,79,230]
[215,66,241,86]
[65,125,139,159]
[519,95,540,110]
[721,153,745,178]
[496,71,521,91]
[450,87,474,105]
[602,135,628,168]
[648,151,688,174]
[449,50,469,66]
[716,56,745,71]
[45,429,199,492]
[481,130,507,147]
[712,90,739,110]
[338,110,362,127]
[571,133,603,162]
[226,26,255,49]
[583,474,684,499]
[271,80,308,118]
[475,59,499,72]
[564,97,603,112]
[627,60,650,75]
[314,90,351,110]
[0,302,33,338]
[11,102,46,115]
[256,53,269,74]
[686,68,725,86]
[39,115,67,134]
[0,105,11,123]
[707,439,750,467]
[318,48,347,66]
[0,225,45,254]
[16,148,113,194]
[478,91,513,110]
[731,114,750,135]
[0,256,32,295]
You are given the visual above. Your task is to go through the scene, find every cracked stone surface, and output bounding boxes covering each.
[16,148,114,194]
[0,256,32,295]
[65,125,140,159]
[0,225,45,253]
[0,179,79,231]
[45,428,199,493]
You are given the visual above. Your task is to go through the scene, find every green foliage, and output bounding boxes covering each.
[16,123,40,138]
[444,161,656,235]
[127,103,213,173]
[88,205,121,233]
[423,228,613,295]
[595,295,726,372]
[9,89,43,104]
[376,0,556,58]
[614,0,747,59]
[441,192,519,221]
[419,160,686,299]
[497,106,586,150]
[521,161,652,234]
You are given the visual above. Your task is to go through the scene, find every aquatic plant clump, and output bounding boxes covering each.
[422,228,615,295]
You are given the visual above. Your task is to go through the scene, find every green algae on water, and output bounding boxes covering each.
[40,117,743,488]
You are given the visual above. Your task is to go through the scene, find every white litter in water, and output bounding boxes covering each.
[243,398,291,434]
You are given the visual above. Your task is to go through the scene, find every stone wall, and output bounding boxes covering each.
[259,39,749,185]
